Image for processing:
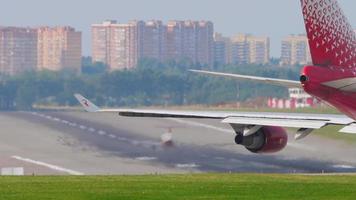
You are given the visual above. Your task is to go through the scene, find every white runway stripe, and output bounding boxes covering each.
[12,156,84,175]
[332,165,356,169]
[175,163,199,168]
[168,118,232,133]
[135,157,157,161]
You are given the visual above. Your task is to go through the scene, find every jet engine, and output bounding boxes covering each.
[235,126,288,153]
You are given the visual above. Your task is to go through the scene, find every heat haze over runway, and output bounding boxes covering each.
[1,111,356,175]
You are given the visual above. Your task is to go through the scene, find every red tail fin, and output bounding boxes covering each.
[301,0,355,68]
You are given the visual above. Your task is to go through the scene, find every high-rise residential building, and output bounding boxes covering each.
[92,20,143,70]
[37,26,81,72]
[164,20,215,66]
[213,33,232,65]
[213,40,226,66]
[165,21,184,61]
[181,21,198,63]
[165,20,214,66]
[213,33,228,65]
[247,36,270,64]
[230,34,270,65]
[141,20,166,61]
[0,27,37,75]
[280,34,312,66]
[0,26,81,75]
[231,34,250,64]
[196,21,214,67]
[92,20,214,70]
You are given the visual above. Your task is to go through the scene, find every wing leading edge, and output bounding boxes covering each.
[189,69,302,88]
[74,94,355,138]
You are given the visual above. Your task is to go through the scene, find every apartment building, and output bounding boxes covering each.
[196,21,214,67]
[230,34,270,65]
[165,21,184,61]
[0,26,82,75]
[213,33,227,65]
[92,20,214,70]
[141,20,166,61]
[280,34,312,66]
[165,20,214,66]
[231,34,250,64]
[0,27,37,75]
[92,20,144,70]
[181,21,198,63]
[247,36,270,64]
[37,26,81,72]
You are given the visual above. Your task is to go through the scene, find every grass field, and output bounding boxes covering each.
[1,174,356,200]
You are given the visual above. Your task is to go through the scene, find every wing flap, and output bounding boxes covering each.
[339,123,356,134]
[114,109,225,119]
[222,117,327,129]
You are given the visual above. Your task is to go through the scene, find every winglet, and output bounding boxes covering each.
[74,94,100,112]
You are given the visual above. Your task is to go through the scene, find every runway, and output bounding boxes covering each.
[1,111,356,175]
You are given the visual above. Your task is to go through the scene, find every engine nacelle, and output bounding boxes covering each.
[235,126,288,154]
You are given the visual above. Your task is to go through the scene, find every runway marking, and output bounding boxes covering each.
[116,137,129,142]
[108,134,117,139]
[88,128,96,132]
[332,164,356,169]
[79,125,87,130]
[167,118,232,134]
[30,112,159,149]
[175,163,199,168]
[12,156,84,175]
[69,122,77,127]
[97,130,106,135]
[131,140,140,145]
[135,157,157,161]
[214,156,226,160]
[53,117,61,122]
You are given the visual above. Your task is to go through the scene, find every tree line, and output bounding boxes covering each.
[0,58,302,110]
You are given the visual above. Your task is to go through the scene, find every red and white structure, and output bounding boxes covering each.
[268,88,318,109]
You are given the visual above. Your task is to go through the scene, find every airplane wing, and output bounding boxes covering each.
[189,69,302,88]
[74,94,355,139]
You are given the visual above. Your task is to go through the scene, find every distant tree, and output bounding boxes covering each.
[15,84,37,110]
[0,61,302,110]
[81,56,107,75]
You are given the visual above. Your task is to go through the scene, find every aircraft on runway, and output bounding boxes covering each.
[75,0,356,154]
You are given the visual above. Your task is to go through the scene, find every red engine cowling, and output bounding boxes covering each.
[236,126,288,154]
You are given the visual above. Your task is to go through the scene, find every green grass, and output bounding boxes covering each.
[0,174,356,200]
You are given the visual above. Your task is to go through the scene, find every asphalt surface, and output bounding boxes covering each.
[1,111,356,175]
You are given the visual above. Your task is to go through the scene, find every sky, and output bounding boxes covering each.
[1,0,355,57]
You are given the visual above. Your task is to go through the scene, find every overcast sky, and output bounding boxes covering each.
[1,0,355,57]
